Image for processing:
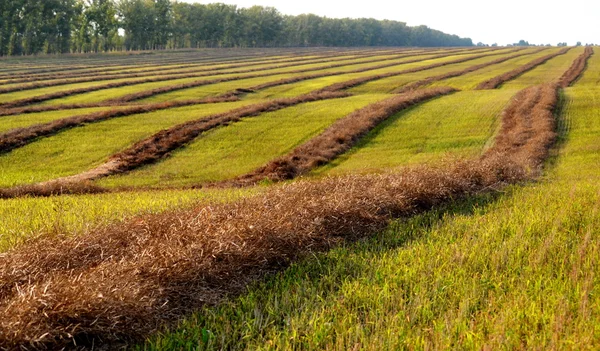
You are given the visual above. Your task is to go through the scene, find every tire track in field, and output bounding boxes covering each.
[475,47,571,89]
[0,82,561,350]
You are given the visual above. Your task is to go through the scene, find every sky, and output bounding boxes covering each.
[179,0,600,46]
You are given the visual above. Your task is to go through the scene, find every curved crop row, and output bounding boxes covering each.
[234,87,457,184]
[0,82,560,349]
[0,49,484,116]
[394,48,544,93]
[476,47,571,89]
[0,51,352,85]
[316,49,522,93]
[0,91,350,198]
[111,50,510,103]
[0,50,286,80]
[557,46,594,88]
[0,96,239,154]
[0,50,390,94]
[0,49,464,110]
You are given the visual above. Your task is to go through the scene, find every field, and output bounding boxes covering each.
[0,46,599,350]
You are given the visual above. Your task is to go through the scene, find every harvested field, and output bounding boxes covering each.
[318,90,516,175]
[500,46,584,89]
[0,46,598,350]
[98,94,393,188]
[475,47,572,90]
[0,77,560,349]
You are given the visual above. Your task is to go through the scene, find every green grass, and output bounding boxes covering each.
[0,107,130,133]
[251,51,499,99]
[0,76,148,104]
[99,94,391,188]
[315,90,515,176]
[0,187,257,253]
[500,47,585,89]
[426,47,554,90]
[0,100,256,187]
[41,53,419,106]
[50,51,460,106]
[137,53,448,104]
[347,49,527,94]
[572,48,600,87]
[137,57,600,351]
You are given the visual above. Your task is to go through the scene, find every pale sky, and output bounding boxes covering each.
[179,0,600,46]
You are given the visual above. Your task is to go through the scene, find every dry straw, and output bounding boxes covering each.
[0,81,560,349]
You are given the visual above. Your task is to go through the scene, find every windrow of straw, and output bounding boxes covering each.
[0,48,499,110]
[0,95,239,154]
[234,87,457,184]
[106,48,487,104]
[0,49,405,94]
[315,48,523,93]
[394,48,545,93]
[0,91,350,199]
[0,49,377,86]
[475,47,571,89]
[0,48,321,80]
[0,49,502,150]
[557,46,594,88]
[0,82,560,349]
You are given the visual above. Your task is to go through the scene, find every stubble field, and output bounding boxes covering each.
[0,45,599,350]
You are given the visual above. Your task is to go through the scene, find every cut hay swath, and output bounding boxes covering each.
[0,49,475,116]
[233,87,457,184]
[475,47,571,89]
[0,81,560,349]
[0,49,505,151]
[0,49,471,110]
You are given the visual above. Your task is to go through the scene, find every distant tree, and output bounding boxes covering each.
[0,1,475,55]
[557,42,568,47]
[491,43,498,47]
[86,0,118,52]
[516,39,529,46]
[576,41,582,46]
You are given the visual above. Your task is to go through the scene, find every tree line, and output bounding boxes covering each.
[0,0,474,56]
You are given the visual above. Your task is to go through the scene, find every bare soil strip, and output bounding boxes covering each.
[475,47,571,89]
[557,46,594,88]
[233,87,457,184]
[0,82,559,349]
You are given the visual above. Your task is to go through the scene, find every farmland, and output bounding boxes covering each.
[0,46,599,350]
